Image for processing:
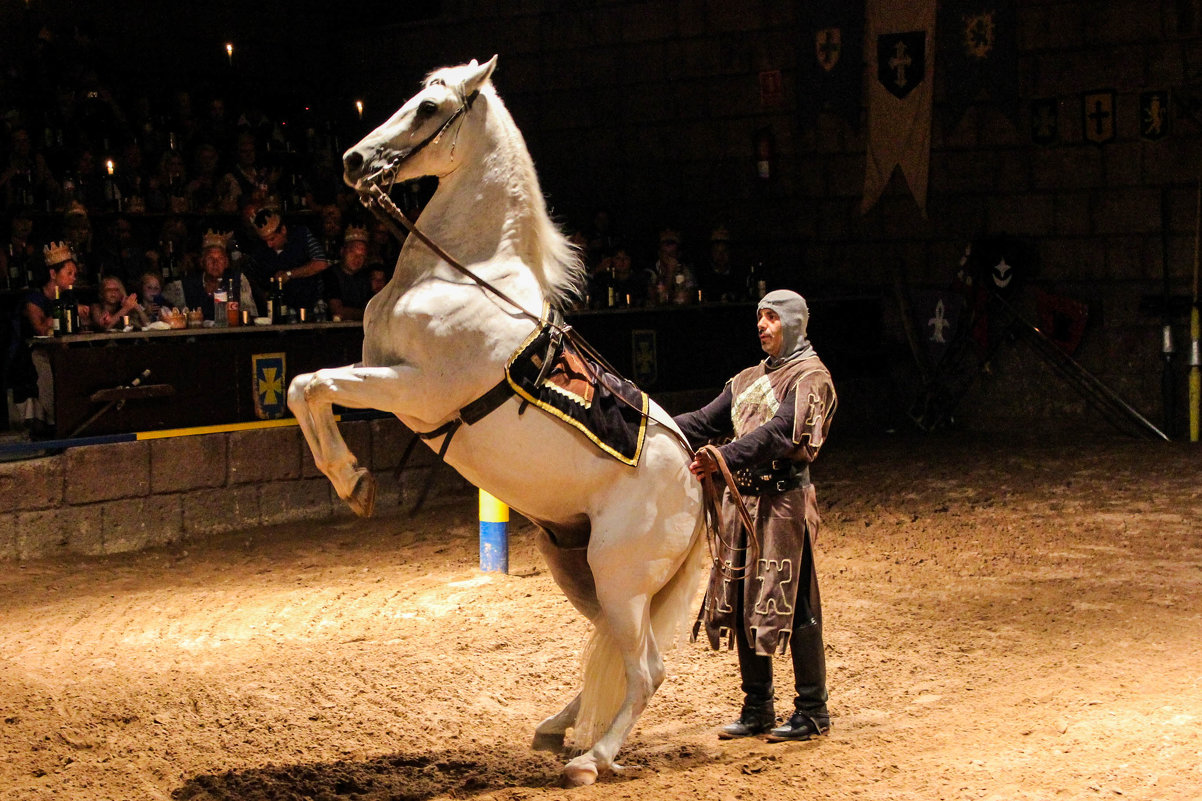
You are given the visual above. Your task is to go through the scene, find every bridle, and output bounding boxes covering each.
[353,85,760,567]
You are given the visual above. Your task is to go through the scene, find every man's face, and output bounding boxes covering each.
[757,308,784,358]
[342,241,367,274]
[202,247,229,278]
[263,225,287,250]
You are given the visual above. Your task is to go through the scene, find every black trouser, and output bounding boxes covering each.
[734,525,828,717]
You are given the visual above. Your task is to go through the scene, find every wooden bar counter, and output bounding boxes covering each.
[29,297,881,438]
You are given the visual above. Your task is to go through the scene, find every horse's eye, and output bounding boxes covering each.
[418,100,438,116]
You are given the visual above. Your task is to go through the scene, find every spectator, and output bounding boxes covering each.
[137,269,168,322]
[1,125,59,212]
[1,207,39,289]
[319,203,344,256]
[593,246,645,308]
[325,225,372,321]
[164,229,258,321]
[242,207,327,317]
[647,228,697,306]
[60,201,96,294]
[367,264,389,298]
[147,148,188,213]
[90,274,143,331]
[218,131,275,213]
[16,242,90,433]
[185,142,221,213]
[699,225,746,304]
[95,214,148,286]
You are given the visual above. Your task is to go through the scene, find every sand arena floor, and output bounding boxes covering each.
[0,431,1199,801]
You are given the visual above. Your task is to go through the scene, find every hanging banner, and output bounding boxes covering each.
[1082,90,1116,145]
[1139,90,1170,141]
[937,0,1019,130]
[1030,99,1059,145]
[798,0,866,130]
[863,0,936,215]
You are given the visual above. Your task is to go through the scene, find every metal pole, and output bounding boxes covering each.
[1161,187,1176,439]
[479,489,509,573]
[1191,181,1200,443]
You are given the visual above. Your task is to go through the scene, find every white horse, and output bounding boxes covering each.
[287,57,706,786]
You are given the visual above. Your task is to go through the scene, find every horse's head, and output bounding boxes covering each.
[343,56,498,194]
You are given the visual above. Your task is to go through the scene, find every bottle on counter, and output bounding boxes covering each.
[52,286,63,335]
[313,297,328,322]
[213,278,229,328]
[269,276,287,325]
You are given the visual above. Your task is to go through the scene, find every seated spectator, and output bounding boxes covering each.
[647,228,697,306]
[146,148,189,213]
[90,275,144,331]
[324,225,372,321]
[95,215,149,286]
[699,225,746,303]
[593,246,645,308]
[218,131,276,213]
[367,264,389,298]
[163,230,258,321]
[137,270,168,322]
[185,142,222,213]
[16,242,90,434]
[319,203,345,256]
[242,207,328,317]
[1,207,39,289]
[1,125,60,212]
[61,201,97,297]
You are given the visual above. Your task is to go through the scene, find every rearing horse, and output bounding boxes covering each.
[287,57,706,786]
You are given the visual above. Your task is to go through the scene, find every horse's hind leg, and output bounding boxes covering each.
[532,692,581,752]
[562,593,660,786]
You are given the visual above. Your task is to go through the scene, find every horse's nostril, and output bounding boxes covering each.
[345,150,364,173]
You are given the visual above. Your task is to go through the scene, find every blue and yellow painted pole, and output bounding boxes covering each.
[479,489,509,573]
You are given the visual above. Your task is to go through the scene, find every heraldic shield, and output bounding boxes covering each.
[877,30,926,100]
[253,352,287,419]
[815,27,841,71]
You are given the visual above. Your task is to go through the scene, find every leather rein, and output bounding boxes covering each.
[354,93,759,563]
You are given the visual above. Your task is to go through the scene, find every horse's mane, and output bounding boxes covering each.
[426,63,585,311]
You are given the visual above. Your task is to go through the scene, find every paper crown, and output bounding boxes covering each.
[659,228,680,244]
[43,240,75,267]
[710,225,731,243]
[343,225,369,245]
[201,229,232,251]
[251,207,282,239]
[63,200,88,218]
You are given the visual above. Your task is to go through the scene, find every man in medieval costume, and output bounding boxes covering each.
[674,289,837,741]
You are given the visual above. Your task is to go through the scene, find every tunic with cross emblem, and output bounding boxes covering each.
[675,353,836,656]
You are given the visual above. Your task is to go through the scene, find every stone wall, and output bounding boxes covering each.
[339,0,1202,435]
[0,419,470,562]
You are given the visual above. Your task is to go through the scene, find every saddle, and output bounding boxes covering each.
[506,319,649,466]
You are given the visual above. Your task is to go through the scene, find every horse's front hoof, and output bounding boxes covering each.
[347,470,377,518]
[562,755,599,787]
[532,731,565,752]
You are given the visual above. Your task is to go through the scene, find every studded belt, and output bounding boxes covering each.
[733,459,810,495]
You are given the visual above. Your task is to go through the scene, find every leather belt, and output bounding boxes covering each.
[734,459,810,495]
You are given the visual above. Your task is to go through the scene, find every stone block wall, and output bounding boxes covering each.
[339,0,1202,435]
[0,418,471,562]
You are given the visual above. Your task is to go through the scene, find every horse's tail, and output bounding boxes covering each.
[572,508,708,747]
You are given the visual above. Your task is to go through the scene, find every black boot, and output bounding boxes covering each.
[718,702,776,739]
[766,709,830,741]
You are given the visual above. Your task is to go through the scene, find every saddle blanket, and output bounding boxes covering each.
[505,324,648,466]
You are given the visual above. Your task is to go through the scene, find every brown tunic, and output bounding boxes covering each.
[699,354,836,656]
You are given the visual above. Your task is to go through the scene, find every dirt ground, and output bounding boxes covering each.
[1,429,1199,801]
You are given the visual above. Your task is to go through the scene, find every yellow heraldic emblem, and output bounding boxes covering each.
[252,352,287,419]
[733,374,780,422]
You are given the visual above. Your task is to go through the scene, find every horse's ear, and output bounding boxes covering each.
[462,55,498,96]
